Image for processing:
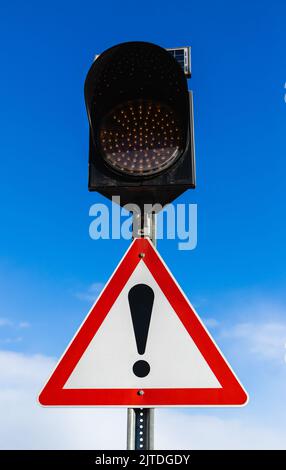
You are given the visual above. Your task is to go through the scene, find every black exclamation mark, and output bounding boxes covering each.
[128,284,154,378]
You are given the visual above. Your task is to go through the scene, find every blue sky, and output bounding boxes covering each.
[0,0,286,449]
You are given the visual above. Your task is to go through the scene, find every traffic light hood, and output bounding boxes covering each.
[84,41,189,144]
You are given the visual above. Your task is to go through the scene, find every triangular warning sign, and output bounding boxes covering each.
[39,238,248,407]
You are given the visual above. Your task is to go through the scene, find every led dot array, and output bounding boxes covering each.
[99,100,183,176]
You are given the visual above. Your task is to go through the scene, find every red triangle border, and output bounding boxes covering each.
[39,238,248,407]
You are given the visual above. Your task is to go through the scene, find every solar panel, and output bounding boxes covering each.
[95,46,192,78]
[167,47,191,78]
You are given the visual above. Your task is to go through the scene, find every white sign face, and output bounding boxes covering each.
[64,261,221,390]
[39,238,248,407]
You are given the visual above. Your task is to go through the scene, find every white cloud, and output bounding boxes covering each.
[0,318,30,329]
[0,318,13,327]
[156,411,286,450]
[0,350,285,450]
[0,350,125,450]
[18,322,30,329]
[0,337,23,344]
[0,319,30,345]
[200,295,286,364]
[74,283,105,302]
[202,318,220,329]
[220,321,286,361]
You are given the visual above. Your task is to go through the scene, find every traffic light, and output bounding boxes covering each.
[84,41,195,209]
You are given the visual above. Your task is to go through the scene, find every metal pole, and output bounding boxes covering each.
[127,210,156,450]
[127,408,154,450]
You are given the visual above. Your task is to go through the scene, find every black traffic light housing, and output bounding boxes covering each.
[85,41,195,210]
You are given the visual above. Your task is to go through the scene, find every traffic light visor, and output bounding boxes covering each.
[85,42,189,178]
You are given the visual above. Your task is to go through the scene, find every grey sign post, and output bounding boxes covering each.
[127,211,156,450]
